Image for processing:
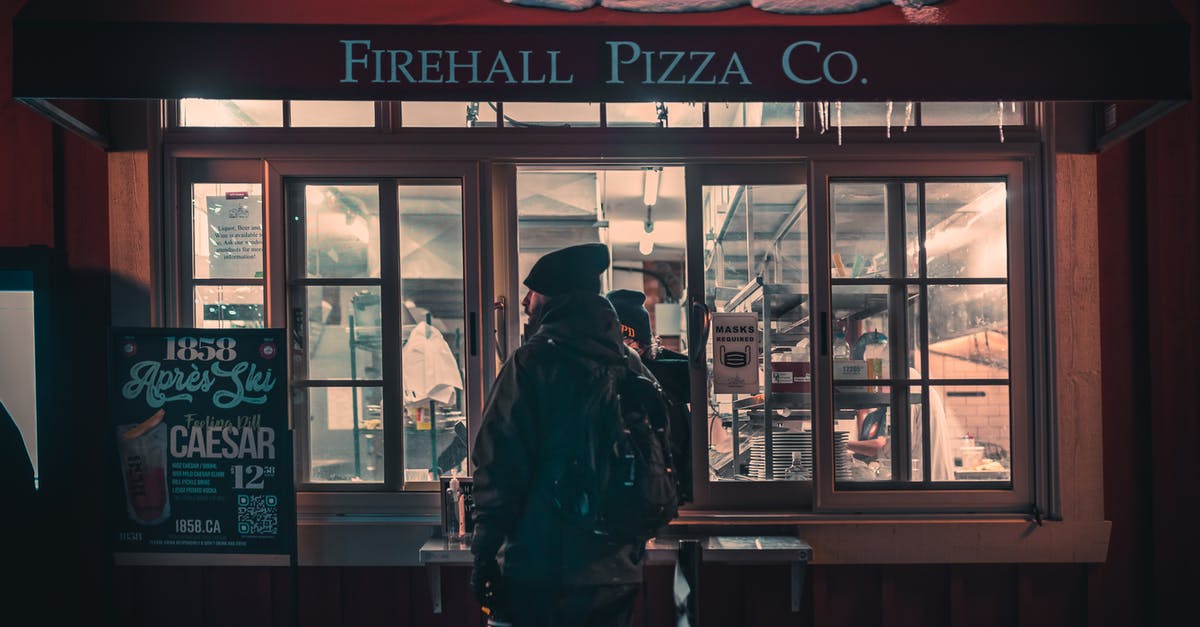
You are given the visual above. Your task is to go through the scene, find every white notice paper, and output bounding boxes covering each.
[711,312,759,394]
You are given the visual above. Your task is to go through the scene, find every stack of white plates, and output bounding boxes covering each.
[744,431,854,480]
[834,431,852,480]
[748,432,812,480]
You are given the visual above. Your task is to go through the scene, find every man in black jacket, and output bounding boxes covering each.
[471,243,658,627]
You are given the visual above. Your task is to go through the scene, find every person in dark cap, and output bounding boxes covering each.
[606,289,692,505]
[471,243,661,627]
[606,288,696,626]
[519,242,610,341]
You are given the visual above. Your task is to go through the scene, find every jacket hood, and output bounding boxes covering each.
[531,291,627,365]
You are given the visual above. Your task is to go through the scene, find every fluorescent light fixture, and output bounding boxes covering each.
[643,167,661,207]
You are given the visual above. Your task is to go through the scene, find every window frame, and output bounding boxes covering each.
[810,159,1035,514]
[166,121,1048,518]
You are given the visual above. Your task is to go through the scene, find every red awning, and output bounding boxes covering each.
[11,0,1192,101]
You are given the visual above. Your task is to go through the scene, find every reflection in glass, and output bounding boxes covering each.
[194,286,264,329]
[831,102,891,127]
[180,99,283,127]
[503,102,599,127]
[402,102,498,127]
[935,385,1010,482]
[925,182,1008,279]
[290,100,376,127]
[921,102,1024,126]
[305,185,381,279]
[398,184,468,483]
[927,284,1008,379]
[192,183,264,280]
[303,286,382,381]
[708,102,801,128]
[605,102,702,127]
[306,385,385,483]
[831,182,897,278]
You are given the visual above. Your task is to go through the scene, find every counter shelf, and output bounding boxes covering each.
[417,534,811,615]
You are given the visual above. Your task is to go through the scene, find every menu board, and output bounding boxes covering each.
[109,327,294,563]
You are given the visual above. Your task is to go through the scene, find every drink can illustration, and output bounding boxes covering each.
[117,409,171,525]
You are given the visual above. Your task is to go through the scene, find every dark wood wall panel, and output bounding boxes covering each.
[341,566,410,627]
[297,567,342,627]
[697,563,746,627]
[1017,564,1089,627]
[115,566,205,627]
[812,565,883,627]
[881,566,949,627]
[202,566,276,627]
[110,561,1101,626]
[743,563,808,626]
[637,564,678,627]
[409,565,486,627]
[950,565,1017,627]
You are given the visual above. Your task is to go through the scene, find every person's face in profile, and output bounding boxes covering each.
[522,289,548,320]
[522,289,550,338]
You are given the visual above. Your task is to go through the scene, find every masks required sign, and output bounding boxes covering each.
[711,312,760,394]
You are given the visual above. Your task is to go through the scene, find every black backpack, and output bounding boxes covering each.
[547,346,680,544]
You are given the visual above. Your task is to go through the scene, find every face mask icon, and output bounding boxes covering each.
[720,344,751,368]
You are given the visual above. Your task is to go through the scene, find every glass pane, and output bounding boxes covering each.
[927,284,1008,379]
[934,385,1011,482]
[907,286,923,377]
[398,184,468,482]
[305,385,384,483]
[605,102,703,128]
[704,182,809,483]
[908,385,926,481]
[831,102,890,127]
[925,182,1008,279]
[831,182,892,278]
[905,183,920,278]
[921,102,1024,126]
[401,101,498,127]
[303,286,382,381]
[290,100,376,127]
[709,102,802,128]
[503,102,599,127]
[831,284,897,384]
[192,183,264,279]
[179,99,283,127]
[305,184,381,278]
[837,385,892,482]
[194,285,264,329]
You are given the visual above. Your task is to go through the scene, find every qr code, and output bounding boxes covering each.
[236,494,278,535]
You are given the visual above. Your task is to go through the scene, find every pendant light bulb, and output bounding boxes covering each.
[639,232,655,256]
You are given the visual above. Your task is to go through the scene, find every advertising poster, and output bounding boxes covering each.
[711,312,760,394]
[109,327,293,564]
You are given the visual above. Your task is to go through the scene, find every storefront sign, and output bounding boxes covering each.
[109,327,294,564]
[12,23,1191,102]
[712,312,760,394]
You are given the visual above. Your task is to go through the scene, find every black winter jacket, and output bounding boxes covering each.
[470,292,657,587]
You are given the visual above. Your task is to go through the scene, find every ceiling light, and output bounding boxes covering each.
[643,167,661,207]
[639,232,655,256]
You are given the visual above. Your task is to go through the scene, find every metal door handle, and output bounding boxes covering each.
[493,296,508,362]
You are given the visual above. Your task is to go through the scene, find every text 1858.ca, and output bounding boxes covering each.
[176,519,222,534]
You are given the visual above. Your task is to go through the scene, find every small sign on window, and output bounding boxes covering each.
[711,312,759,394]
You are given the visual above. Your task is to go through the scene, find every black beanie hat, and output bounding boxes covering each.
[523,243,610,297]
[606,289,652,346]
